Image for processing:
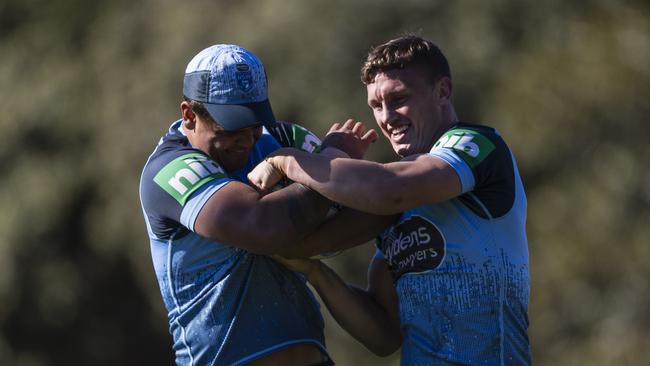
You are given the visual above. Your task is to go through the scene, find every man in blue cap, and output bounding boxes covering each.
[139,44,376,365]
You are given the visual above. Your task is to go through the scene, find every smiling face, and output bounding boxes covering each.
[181,101,262,172]
[367,66,451,157]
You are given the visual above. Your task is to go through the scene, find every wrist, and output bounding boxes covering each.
[305,260,326,285]
[266,155,286,175]
[319,147,349,159]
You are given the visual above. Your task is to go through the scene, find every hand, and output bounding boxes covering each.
[321,119,378,159]
[272,255,321,281]
[247,158,285,193]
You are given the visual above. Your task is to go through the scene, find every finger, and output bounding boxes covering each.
[352,121,365,136]
[342,119,356,130]
[327,122,342,134]
[247,160,284,190]
[361,129,379,143]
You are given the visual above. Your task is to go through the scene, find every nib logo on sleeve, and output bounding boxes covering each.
[154,153,226,205]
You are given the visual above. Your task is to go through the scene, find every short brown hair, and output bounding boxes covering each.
[361,35,451,85]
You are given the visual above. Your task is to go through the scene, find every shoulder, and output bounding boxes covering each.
[140,135,228,215]
[432,123,520,218]
[147,151,226,203]
[431,123,509,169]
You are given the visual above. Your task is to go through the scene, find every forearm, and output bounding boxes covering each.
[268,151,461,215]
[275,209,398,259]
[307,262,401,356]
[251,183,333,253]
[271,152,400,214]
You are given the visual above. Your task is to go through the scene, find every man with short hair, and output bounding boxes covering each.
[139,44,374,365]
[250,35,532,365]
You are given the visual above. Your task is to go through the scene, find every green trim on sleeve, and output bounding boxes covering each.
[432,129,496,168]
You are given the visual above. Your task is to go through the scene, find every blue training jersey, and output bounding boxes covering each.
[139,120,327,366]
[376,123,531,365]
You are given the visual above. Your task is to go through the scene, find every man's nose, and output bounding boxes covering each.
[235,128,257,146]
[378,106,398,125]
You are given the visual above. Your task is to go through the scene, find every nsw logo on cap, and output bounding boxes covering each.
[235,63,253,92]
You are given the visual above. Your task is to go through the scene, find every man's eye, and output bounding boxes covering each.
[393,96,407,105]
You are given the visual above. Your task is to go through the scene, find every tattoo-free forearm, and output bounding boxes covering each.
[248,182,333,254]
[282,182,333,237]
[271,152,398,214]
[307,262,401,356]
[270,152,461,215]
[276,209,398,258]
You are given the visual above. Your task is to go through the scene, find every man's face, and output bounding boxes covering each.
[191,116,262,173]
[366,67,445,157]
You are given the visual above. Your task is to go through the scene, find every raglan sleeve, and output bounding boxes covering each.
[428,127,503,194]
[427,126,517,218]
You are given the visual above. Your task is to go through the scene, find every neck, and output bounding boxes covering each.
[432,104,459,141]
[443,103,459,125]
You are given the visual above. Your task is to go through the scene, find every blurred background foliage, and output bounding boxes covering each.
[0,0,648,365]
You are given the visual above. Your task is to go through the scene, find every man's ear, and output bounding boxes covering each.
[436,77,453,104]
[180,101,197,130]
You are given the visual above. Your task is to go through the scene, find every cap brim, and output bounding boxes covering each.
[203,100,277,131]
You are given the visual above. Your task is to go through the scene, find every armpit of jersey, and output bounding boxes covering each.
[154,152,227,205]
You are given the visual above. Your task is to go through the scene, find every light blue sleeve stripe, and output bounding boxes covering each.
[180,178,233,231]
[428,148,475,194]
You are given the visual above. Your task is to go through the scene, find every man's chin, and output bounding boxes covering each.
[217,158,248,173]
[393,143,412,157]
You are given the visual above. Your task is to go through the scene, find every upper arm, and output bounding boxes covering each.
[192,122,334,253]
[280,152,464,215]
[378,154,463,212]
[140,150,232,239]
[194,179,332,254]
[193,180,266,250]
[369,125,511,212]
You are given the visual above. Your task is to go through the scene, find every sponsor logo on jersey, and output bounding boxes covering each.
[432,129,495,168]
[378,215,445,279]
[292,125,322,153]
[154,153,226,205]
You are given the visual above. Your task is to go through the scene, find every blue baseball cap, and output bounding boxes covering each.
[183,44,277,131]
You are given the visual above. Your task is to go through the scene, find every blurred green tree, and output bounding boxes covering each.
[0,0,648,365]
